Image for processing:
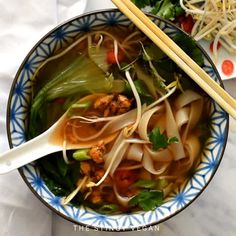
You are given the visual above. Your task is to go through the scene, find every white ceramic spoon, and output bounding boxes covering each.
[0,111,117,174]
[0,115,65,174]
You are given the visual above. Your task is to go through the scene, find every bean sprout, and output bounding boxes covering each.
[180,0,236,61]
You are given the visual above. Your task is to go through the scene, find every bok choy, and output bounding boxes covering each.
[29,54,121,137]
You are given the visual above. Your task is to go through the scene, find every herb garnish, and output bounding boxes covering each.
[132,0,184,20]
[148,127,178,151]
[128,190,163,211]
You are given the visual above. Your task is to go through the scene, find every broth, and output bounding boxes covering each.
[30,25,210,214]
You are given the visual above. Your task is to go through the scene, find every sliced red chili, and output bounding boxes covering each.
[106,49,124,65]
[178,15,194,33]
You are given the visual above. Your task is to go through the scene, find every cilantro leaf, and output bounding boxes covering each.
[131,0,151,8]
[168,136,179,143]
[128,190,163,211]
[132,0,184,20]
[148,127,178,151]
[131,0,158,8]
[152,0,176,20]
[134,80,155,104]
[125,79,155,105]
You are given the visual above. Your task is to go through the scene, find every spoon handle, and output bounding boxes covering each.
[0,130,61,174]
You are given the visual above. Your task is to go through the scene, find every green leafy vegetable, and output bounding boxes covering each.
[57,156,69,177]
[134,80,155,104]
[134,63,158,98]
[88,47,109,72]
[128,190,163,211]
[40,173,68,196]
[132,0,184,20]
[29,54,118,137]
[131,0,155,8]
[151,0,184,20]
[137,34,204,94]
[38,154,81,197]
[143,44,165,62]
[69,162,82,185]
[173,33,204,67]
[140,46,167,92]
[148,127,178,151]
[38,158,74,194]
[125,79,155,104]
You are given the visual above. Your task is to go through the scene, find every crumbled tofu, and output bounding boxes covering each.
[93,94,133,116]
[117,94,132,114]
[95,169,111,184]
[94,94,114,111]
[80,161,91,175]
[89,189,102,204]
[89,141,106,164]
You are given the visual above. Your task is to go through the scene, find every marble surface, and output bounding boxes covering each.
[0,0,236,235]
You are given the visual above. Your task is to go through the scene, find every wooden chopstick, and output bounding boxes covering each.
[112,0,236,119]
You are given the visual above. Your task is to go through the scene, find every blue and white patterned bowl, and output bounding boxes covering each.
[7,10,229,231]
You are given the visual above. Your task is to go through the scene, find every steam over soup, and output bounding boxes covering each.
[29,25,210,214]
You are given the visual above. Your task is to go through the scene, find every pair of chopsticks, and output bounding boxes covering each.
[112,0,236,119]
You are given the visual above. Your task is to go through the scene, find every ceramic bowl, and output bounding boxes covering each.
[7,9,229,231]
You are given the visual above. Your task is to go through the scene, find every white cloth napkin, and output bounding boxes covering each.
[0,1,87,235]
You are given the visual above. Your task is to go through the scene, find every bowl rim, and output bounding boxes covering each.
[6,8,229,232]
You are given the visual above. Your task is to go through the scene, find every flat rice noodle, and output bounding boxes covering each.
[138,106,163,141]
[113,185,133,207]
[144,145,173,162]
[183,134,201,170]
[126,143,144,162]
[184,100,203,139]
[104,132,129,176]
[165,100,186,160]
[174,90,202,109]
[142,148,170,175]
[66,132,118,149]
[72,109,136,142]
[110,142,129,175]
[175,107,190,131]
[172,135,201,175]
[174,90,203,141]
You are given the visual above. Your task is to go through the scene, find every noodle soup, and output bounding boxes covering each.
[29,25,211,214]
